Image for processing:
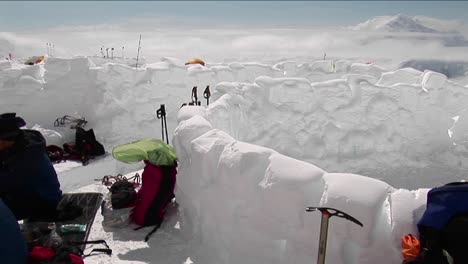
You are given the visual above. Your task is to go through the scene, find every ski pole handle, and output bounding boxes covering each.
[192,86,198,104]
[203,85,211,105]
[156,104,166,119]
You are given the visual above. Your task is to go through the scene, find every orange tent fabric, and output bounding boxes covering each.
[402,234,420,261]
[35,56,45,64]
[185,58,205,66]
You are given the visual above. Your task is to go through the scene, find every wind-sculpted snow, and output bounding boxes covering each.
[2,57,468,190]
[399,59,468,78]
[172,109,431,264]
[0,59,12,71]
[375,67,423,86]
[0,57,345,149]
[205,72,468,189]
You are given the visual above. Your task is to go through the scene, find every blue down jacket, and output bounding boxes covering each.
[0,198,27,264]
[0,130,62,219]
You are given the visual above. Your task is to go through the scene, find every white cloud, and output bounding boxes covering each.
[1,15,468,63]
[414,15,467,35]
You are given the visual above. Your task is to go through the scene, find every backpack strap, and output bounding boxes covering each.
[82,248,113,258]
[133,223,162,242]
[69,239,112,257]
[126,173,141,188]
[69,239,109,246]
[144,223,161,242]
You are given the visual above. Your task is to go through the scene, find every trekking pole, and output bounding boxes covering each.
[305,207,363,264]
[136,34,142,69]
[156,104,169,144]
[163,110,168,144]
[191,86,200,106]
[156,104,165,143]
[203,85,211,106]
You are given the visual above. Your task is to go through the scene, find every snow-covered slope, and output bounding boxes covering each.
[351,14,439,33]
[348,14,468,48]
[413,16,467,35]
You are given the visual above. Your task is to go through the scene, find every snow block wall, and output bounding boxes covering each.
[0,57,377,149]
[0,57,287,149]
[172,108,430,264]
[204,72,468,189]
[2,56,468,190]
[399,59,468,79]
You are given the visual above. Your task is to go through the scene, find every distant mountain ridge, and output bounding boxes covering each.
[351,14,440,33]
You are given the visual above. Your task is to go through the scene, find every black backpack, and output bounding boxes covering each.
[75,127,105,156]
[108,180,136,210]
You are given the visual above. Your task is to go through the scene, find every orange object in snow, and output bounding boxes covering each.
[25,56,46,65]
[401,234,420,261]
[185,58,205,66]
[35,56,45,64]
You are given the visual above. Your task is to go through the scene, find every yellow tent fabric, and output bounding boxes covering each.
[112,139,177,166]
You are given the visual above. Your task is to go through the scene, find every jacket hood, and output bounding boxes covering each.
[0,129,47,166]
[19,129,46,152]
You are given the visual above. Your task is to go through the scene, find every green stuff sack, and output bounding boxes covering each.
[112,139,177,166]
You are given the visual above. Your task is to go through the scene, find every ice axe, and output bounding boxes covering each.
[305,207,363,264]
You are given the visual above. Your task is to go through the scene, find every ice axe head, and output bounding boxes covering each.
[306,207,362,264]
[306,207,363,227]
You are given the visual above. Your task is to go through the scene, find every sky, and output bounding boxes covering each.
[1,1,468,31]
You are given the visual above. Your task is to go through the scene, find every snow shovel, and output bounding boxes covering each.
[306,207,363,264]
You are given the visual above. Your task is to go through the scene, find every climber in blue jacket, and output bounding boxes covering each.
[0,197,27,263]
[0,113,62,220]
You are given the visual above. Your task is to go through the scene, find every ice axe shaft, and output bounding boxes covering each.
[317,211,329,264]
[306,207,363,264]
